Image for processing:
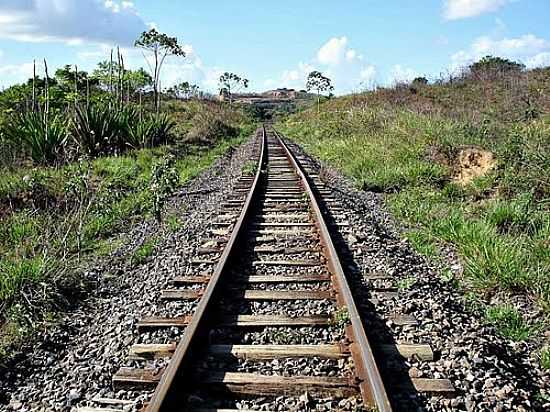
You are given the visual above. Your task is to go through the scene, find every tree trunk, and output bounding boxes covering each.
[317,91,320,114]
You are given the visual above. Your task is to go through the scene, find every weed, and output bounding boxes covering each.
[397,277,416,291]
[332,307,351,327]
[131,239,157,265]
[241,160,257,176]
[150,155,180,222]
[4,112,67,164]
[485,305,536,341]
[540,346,550,370]
[0,257,46,302]
[166,215,182,232]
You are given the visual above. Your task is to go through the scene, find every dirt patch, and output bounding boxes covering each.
[453,147,496,185]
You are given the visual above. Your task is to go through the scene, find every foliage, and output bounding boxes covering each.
[186,114,238,145]
[73,103,126,156]
[167,81,200,100]
[279,66,550,324]
[540,346,550,370]
[4,112,67,164]
[131,239,157,265]
[306,71,334,112]
[135,28,186,111]
[149,155,180,222]
[127,113,175,149]
[412,76,429,85]
[241,160,257,176]
[332,307,351,327]
[470,55,525,76]
[219,72,249,104]
[92,61,153,94]
[485,305,537,341]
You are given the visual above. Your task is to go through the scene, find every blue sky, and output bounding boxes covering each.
[0,0,549,93]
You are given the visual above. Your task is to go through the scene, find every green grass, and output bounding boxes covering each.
[166,214,183,232]
[131,239,157,265]
[540,346,550,370]
[0,110,255,358]
[485,305,538,341]
[278,73,549,347]
[241,160,257,176]
[279,108,549,314]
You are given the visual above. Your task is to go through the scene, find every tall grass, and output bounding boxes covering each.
[279,99,549,313]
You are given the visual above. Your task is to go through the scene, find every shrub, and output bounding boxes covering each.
[4,112,67,164]
[127,113,175,149]
[186,113,238,145]
[73,104,125,156]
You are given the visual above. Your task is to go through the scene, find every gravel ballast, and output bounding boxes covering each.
[1,132,548,411]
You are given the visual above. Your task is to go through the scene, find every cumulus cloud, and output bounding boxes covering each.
[388,65,419,84]
[443,0,510,20]
[451,34,550,71]
[266,37,376,94]
[0,62,35,88]
[0,0,147,45]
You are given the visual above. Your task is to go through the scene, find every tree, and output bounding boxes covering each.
[168,81,200,100]
[218,72,249,105]
[469,56,525,77]
[306,71,334,113]
[92,62,152,96]
[412,76,428,86]
[135,28,186,112]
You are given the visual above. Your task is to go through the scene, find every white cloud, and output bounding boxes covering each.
[451,34,550,71]
[0,62,35,88]
[0,0,147,46]
[443,0,510,20]
[267,37,376,94]
[388,64,419,84]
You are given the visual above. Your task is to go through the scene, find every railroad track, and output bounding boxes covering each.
[80,126,454,412]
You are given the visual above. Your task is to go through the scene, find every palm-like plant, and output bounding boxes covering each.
[4,112,67,164]
[73,104,124,156]
[127,113,175,149]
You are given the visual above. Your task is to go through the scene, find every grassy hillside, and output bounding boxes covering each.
[279,67,549,359]
[0,99,255,358]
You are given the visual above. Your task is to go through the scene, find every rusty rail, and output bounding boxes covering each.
[144,125,391,411]
[145,127,267,411]
[273,128,392,411]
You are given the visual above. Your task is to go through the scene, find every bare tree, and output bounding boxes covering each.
[135,28,186,112]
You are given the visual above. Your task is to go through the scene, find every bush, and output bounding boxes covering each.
[4,112,67,164]
[186,113,238,145]
[127,113,175,149]
[73,104,127,156]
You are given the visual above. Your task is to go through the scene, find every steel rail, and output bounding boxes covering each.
[273,129,392,412]
[145,126,267,412]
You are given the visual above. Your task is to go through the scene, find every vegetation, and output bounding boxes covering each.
[135,28,186,112]
[540,346,550,370]
[279,57,549,345]
[485,305,538,341]
[306,71,334,113]
[219,72,249,105]
[131,239,158,265]
[241,160,257,176]
[0,26,256,358]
